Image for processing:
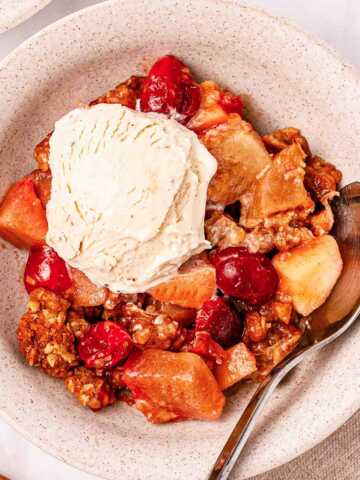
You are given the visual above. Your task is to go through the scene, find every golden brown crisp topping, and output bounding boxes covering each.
[243,311,268,343]
[106,365,126,390]
[102,294,147,325]
[144,300,196,326]
[132,398,180,424]
[205,211,245,249]
[17,288,77,378]
[243,298,294,345]
[304,155,342,203]
[121,303,186,350]
[103,291,146,311]
[34,133,51,172]
[67,310,90,339]
[262,127,311,156]
[249,323,302,379]
[243,222,314,254]
[272,225,314,252]
[89,78,139,109]
[64,367,115,411]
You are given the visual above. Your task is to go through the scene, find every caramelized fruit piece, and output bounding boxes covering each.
[240,143,314,228]
[242,299,294,344]
[251,323,302,379]
[211,247,279,305]
[215,342,257,390]
[243,311,268,343]
[34,133,51,172]
[149,254,217,309]
[187,330,226,368]
[69,267,107,307]
[140,55,200,123]
[272,235,343,316]
[25,169,52,207]
[24,245,72,294]
[187,81,243,132]
[78,321,133,370]
[0,179,48,249]
[187,81,229,132]
[195,296,242,347]
[156,302,196,326]
[309,200,335,236]
[219,90,243,115]
[122,349,225,422]
[262,127,311,155]
[201,114,272,205]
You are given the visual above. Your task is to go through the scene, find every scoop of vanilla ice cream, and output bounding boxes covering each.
[46,104,217,293]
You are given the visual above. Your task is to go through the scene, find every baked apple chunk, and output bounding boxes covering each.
[149,254,216,309]
[215,342,257,390]
[272,235,343,316]
[240,143,314,228]
[0,178,48,248]
[201,114,272,205]
[122,349,225,423]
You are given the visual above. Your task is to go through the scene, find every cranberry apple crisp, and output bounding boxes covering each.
[0,55,343,423]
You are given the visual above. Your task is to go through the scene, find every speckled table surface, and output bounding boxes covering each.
[0,1,359,479]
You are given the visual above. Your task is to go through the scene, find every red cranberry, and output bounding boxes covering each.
[211,247,278,305]
[220,92,243,116]
[195,296,241,347]
[24,244,72,294]
[140,55,200,122]
[78,321,133,370]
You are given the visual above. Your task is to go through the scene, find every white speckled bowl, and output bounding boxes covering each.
[0,1,359,479]
[0,0,52,33]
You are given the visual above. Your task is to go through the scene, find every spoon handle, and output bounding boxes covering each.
[207,353,303,480]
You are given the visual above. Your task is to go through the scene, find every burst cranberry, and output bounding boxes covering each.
[220,91,243,115]
[24,244,72,294]
[78,321,133,370]
[211,247,278,305]
[195,297,241,347]
[190,331,226,367]
[140,55,200,122]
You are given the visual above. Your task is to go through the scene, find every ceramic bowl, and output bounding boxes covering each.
[0,0,52,33]
[0,1,359,479]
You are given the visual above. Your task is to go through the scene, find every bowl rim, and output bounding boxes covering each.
[0,0,52,34]
[0,1,359,479]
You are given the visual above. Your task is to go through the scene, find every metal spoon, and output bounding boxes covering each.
[208,182,360,480]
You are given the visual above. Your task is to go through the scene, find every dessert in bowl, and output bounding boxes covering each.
[0,1,359,479]
[0,53,343,422]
